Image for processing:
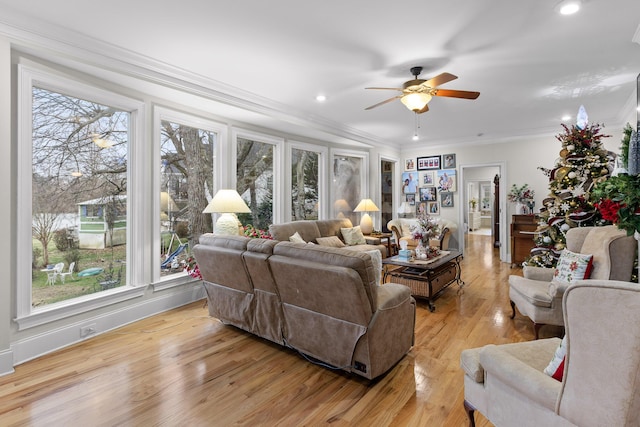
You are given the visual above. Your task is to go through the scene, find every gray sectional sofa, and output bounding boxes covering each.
[192,234,415,380]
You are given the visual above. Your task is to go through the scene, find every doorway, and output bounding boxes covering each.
[380,160,394,232]
[459,162,508,263]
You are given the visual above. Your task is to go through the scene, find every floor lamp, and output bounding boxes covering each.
[203,189,251,235]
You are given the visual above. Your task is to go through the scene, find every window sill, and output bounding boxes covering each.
[15,286,145,331]
[151,274,201,292]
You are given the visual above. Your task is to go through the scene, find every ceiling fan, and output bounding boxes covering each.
[365,66,480,114]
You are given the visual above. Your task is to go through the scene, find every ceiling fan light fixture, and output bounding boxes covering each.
[556,0,581,15]
[401,93,432,112]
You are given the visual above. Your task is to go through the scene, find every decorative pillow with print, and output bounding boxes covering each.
[544,335,567,381]
[553,249,593,284]
[341,226,366,245]
[289,231,306,244]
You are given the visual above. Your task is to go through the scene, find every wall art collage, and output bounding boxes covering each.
[402,154,457,216]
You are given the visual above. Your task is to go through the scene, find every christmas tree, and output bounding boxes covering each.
[525,107,612,268]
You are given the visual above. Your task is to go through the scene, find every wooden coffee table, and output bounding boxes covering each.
[382,250,464,312]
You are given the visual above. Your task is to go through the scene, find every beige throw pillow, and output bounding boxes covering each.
[289,231,306,244]
[341,226,366,245]
[316,236,345,247]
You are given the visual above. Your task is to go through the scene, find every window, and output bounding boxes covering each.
[30,86,130,306]
[331,151,368,226]
[17,64,144,327]
[235,131,282,231]
[157,111,221,279]
[291,147,320,220]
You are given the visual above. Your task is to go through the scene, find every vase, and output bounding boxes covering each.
[515,202,527,215]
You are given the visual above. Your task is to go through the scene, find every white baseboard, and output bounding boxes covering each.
[9,284,205,370]
[0,349,15,376]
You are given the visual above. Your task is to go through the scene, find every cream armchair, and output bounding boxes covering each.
[387,218,457,250]
[509,225,635,339]
[461,279,640,427]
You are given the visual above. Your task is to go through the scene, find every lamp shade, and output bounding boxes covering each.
[401,93,432,112]
[203,189,251,214]
[353,199,379,213]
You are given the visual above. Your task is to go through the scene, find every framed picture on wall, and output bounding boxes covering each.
[405,158,416,171]
[419,187,437,201]
[427,201,440,215]
[437,169,457,192]
[421,171,435,186]
[441,192,454,208]
[401,172,418,194]
[417,155,440,170]
[416,201,428,216]
[406,193,416,205]
[442,153,456,169]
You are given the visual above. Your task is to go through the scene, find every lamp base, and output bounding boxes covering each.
[215,213,243,236]
[360,213,373,235]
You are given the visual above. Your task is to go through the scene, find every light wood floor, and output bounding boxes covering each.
[0,234,563,426]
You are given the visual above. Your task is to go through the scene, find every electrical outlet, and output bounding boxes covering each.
[80,323,97,338]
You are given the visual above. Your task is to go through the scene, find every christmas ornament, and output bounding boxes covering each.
[576,105,588,130]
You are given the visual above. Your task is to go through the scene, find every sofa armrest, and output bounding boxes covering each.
[479,344,562,411]
[523,265,556,282]
[376,283,412,310]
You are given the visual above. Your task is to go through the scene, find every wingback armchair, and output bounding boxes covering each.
[461,279,640,427]
[387,218,457,250]
[509,225,636,338]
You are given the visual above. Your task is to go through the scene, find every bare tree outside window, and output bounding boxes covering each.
[160,121,215,275]
[237,137,273,230]
[31,87,129,306]
[291,148,319,220]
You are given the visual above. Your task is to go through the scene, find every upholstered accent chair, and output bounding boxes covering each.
[509,225,636,338]
[461,279,640,427]
[387,218,457,251]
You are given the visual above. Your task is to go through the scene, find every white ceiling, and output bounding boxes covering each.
[1,0,639,149]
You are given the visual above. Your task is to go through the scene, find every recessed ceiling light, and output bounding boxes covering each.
[556,0,581,15]
[315,94,326,102]
[562,115,571,121]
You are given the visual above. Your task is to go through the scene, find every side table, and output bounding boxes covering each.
[365,232,395,257]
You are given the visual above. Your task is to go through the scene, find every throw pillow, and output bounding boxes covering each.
[316,236,346,248]
[553,249,593,284]
[544,335,567,381]
[365,249,382,286]
[341,226,366,245]
[289,231,306,244]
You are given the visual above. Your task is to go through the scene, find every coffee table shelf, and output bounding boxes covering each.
[382,251,464,312]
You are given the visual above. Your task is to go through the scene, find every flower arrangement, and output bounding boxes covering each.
[410,214,440,246]
[184,256,201,280]
[507,183,535,204]
[243,224,273,239]
[592,174,640,235]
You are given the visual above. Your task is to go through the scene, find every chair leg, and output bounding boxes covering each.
[533,322,543,340]
[510,300,516,319]
[463,399,476,427]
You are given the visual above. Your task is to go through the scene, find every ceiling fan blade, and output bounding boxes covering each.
[365,87,403,91]
[423,72,457,88]
[365,95,402,110]
[417,104,429,114]
[433,89,480,99]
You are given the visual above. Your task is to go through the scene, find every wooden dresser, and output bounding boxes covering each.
[510,214,537,267]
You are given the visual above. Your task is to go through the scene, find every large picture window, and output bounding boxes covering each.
[291,147,320,220]
[158,116,218,278]
[30,86,130,306]
[235,132,282,231]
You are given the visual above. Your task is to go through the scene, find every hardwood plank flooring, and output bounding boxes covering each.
[0,234,562,426]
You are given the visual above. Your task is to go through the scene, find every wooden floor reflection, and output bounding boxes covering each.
[0,233,559,426]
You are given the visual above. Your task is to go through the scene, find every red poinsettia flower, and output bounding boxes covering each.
[595,199,625,223]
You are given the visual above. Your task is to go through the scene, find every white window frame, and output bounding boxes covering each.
[152,106,226,289]
[231,128,283,225]
[15,62,146,330]
[329,148,370,217]
[286,140,328,221]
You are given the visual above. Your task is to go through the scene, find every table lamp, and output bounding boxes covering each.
[398,202,412,218]
[353,198,379,235]
[203,189,251,235]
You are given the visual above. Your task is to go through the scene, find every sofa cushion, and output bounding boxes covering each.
[289,231,306,243]
[543,335,567,381]
[553,249,593,284]
[316,236,346,248]
[341,226,366,245]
